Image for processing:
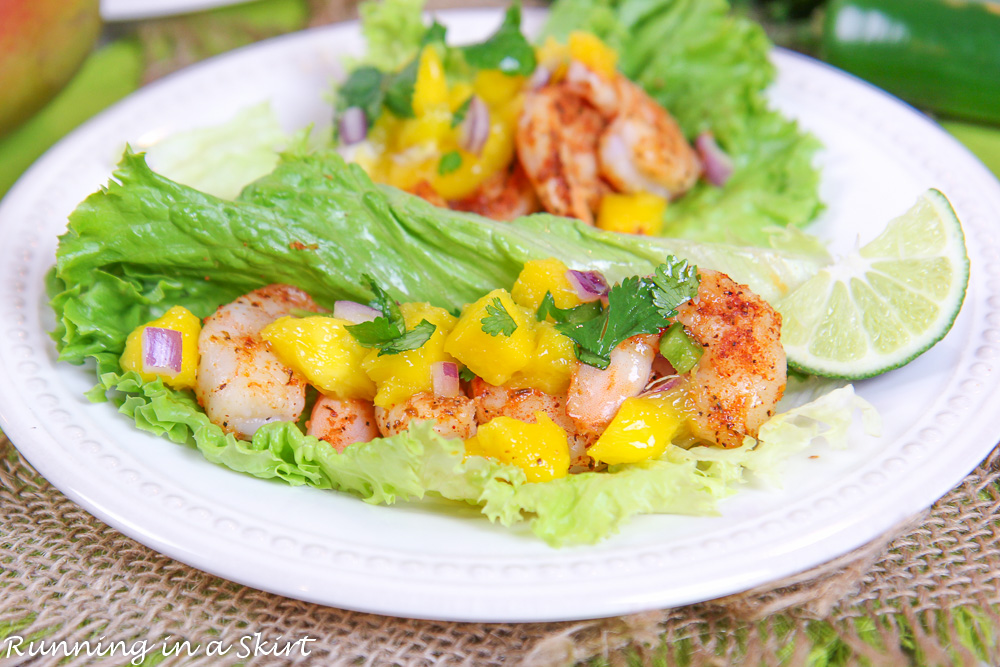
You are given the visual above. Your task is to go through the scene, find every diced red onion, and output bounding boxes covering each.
[695,131,734,187]
[565,269,609,302]
[142,327,183,376]
[339,106,368,146]
[431,361,460,398]
[641,375,684,398]
[459,96,490,156]
[529,65,552,90]
[333,300,380,324]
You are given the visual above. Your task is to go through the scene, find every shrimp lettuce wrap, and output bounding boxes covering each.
[328,0,822,245]
[48,149,875,546]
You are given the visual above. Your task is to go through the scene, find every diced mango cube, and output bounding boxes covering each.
[473,69,526,107]
[511,258,583,312]
[508,322,577,395]
[535,36,570,83]
[413,46,450,116]
[568,31,618,79]
[260,316,375,401]
[449,82,475,111]
[120,306,201,390]
[444,289,535,386]
[432,100,520,200]
[468,412,570,482]
[397,111,452,148]
[587,396,685,465]
[363,302,458,408]
[597,192,667,235]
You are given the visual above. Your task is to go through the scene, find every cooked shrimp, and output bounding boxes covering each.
[566,333,659,435]
[375,392,477,440]
[516,83,605,223]
[196,284,318,439]
[597,77,701,199]
[307,395,380,453]
[517,62,701,223]
[470,378,596,466]
[450,162,542,221]
[675,269,786,448]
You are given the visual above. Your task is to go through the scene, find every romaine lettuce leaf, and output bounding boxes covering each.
[48,150,837,545]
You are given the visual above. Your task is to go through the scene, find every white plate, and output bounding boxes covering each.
[2,9,999,623]
[100,0,248,21]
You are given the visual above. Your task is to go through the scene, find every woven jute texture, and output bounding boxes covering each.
[3,429,1000,667]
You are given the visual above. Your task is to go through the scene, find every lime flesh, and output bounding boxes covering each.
[778,189,970,379]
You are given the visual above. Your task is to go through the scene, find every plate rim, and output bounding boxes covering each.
[2,9,999,623]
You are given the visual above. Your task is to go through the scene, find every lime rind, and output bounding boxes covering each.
[779,189,970,380]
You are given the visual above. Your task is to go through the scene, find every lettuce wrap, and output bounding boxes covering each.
[336,0,823,246]
[48,149,874,546]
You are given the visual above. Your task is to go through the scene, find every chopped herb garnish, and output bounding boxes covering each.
[382,57,419,119]
[439,151,463,175]
[536,292,603,325]
[421,20,447,46]
[461,4,536,76]
[481,297,517,336]
[459,367,477,382]
[556,257,700,369]
[451,96,472,128]
[650,256,700,319]
[336,57,419,124]
[345,274,436,355]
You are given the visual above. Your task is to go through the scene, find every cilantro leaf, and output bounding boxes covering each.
[481,297,518,336]
[338,66,386,124]
[650,256,699,319]
[383,57,419,119]
[536,292,603,325]
[556,276,664,370]
[439,151,463,175]
[461,4,536,76]
[376,319,436,356]
[459,367,476,382]
[345,275,435,355]
[451,96,472,128]
[421,21,447,46]
[555,258,701,369]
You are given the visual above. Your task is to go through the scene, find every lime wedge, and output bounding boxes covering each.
[778,189,970,379]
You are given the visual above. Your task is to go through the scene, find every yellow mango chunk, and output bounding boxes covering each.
[568,31,618,79]
[260,316,375,401]
[413,46,449,116]
[511,257,583,312]
[535,36,570,83]
[397,111,452,148]
[588,395,685,465]
[431,98,520,200]
[597,192,667,235]
[508,322,577,395]
[449,82,475,110]
[444,289,535,386]
[473,69,526,107]
[363,302,458,408]
[468,412,570,483]
[119,306,201,390]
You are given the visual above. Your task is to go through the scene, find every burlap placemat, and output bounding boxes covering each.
[3,429,1000,666]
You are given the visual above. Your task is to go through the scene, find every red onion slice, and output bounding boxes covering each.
[431,361,460,398]
[695,132,734,187]
[142,327,183,376]
[333,300,380,324]
[459,96,490,156]
[566,269,609,302]
[339,106,368,146]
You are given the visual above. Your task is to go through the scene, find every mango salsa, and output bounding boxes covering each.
[508,321,577,395]
[260,316,375,401]
[465,412,570,482]
[444,289,535,386]
[119,306,201,390]
[511,258,583,312]
[587,395,685,465]
[597,192,667,235]
[363,302,458,408]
